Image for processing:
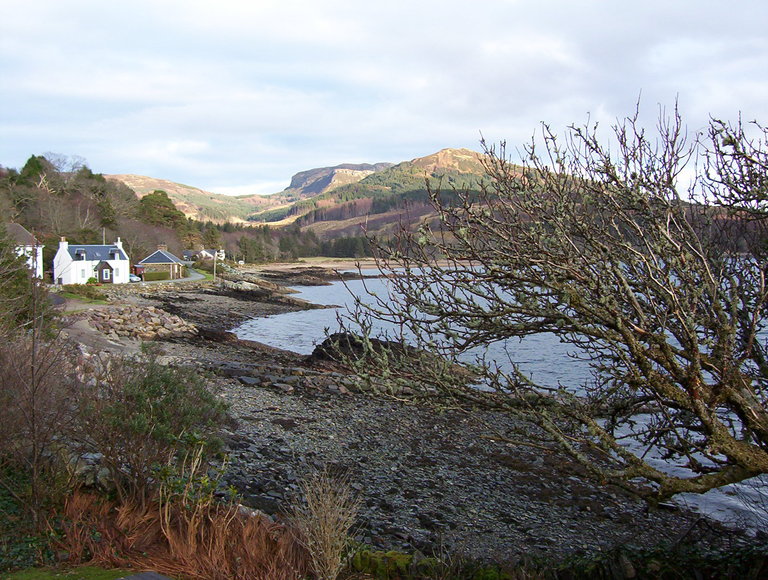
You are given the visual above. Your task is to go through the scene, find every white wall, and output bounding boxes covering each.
[15,245,44,279]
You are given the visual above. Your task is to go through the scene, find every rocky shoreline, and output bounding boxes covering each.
[59,268,753,563]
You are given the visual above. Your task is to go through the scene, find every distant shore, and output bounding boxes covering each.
[246,257,382,272]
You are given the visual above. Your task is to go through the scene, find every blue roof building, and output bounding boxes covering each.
[137,246,186,280]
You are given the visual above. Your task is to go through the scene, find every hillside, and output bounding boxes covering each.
[107,150,487,240]
[106,174,274,223]
[278,162,394,200]
[277,148,490,239]
[108,162,394,225]
[115,149,484,240]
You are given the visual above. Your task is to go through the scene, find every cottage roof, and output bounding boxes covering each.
[5,223,38,246]
[67,244,128,261]
[182,248,219,260]
[138,249,184,265]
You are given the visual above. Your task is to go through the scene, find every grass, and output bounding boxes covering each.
[54,284,108,304]
[1,566,133,580]
[55,292,109,305]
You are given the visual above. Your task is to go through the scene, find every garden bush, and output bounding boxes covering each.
[72,347,229,503]
[142,271,170,282]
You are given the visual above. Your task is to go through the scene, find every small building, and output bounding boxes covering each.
[5,223,44,279]
[53,237,130,285]
[137,246,186,280]
[182,248,225,262]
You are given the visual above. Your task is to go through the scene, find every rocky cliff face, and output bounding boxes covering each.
[284,162,393,198]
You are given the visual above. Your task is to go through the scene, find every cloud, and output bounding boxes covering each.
[2,0,767,193]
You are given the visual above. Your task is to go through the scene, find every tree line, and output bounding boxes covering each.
[0,156,375,271]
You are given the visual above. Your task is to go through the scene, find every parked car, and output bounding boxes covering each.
[129,273,141,282]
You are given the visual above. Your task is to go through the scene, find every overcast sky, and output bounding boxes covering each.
[2,1,766,195]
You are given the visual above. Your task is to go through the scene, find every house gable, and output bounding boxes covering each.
[96,261,114,284]
[4,223,44,279]
[138,248,186,280]
[138,249,184,265]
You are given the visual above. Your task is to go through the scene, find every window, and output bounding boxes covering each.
[103,269,111,280]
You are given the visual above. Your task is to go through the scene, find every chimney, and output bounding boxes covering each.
[158,244,168,252]
[114,237,123,250]
[59,237,68,250]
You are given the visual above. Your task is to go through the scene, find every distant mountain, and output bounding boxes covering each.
[106,174,273,224]
[280,162,394,199]
[107,162,393,224]
[409,147,487,174]
[274,148,489,238]
[108,148,489,237]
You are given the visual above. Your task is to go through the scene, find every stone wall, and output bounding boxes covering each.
[70,304,198,341]
[101,280,213,298]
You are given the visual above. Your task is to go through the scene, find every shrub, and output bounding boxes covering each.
[0,466,58,572]
[0,228,54,331]
[57,481,310,579]
[58,284,107,302]
[192,259,214,273]
[72,348,229,503]
[0,332,80,525]
[289,469,359,580]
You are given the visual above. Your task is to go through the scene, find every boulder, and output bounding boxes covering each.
[308,332,417,363]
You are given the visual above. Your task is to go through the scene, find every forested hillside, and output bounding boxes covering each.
[0,155,375,272]
[250,148,489,236]
[0,148,495,274]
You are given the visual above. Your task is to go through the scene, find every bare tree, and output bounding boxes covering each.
[337,107,768,502]
[0,229,75,525]
[42,152,86,176]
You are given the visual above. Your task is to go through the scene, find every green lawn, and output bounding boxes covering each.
[1,566,134,580]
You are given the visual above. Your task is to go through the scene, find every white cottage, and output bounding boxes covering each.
[53,237,130,285]
[5,223,44,279]
[181,248,225,261]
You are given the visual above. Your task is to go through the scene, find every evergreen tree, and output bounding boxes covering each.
[0,226,52,330]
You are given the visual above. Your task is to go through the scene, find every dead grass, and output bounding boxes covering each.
[56,490,310,580]
[289,470,360,580]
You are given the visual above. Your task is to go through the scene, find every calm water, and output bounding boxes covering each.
[233,274,768,532]
[234,276,590,389]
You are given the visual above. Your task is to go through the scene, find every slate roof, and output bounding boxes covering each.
[5,223,38,246]
[138,249,184,265]
[182,248,222,260]
[67,244,127,261]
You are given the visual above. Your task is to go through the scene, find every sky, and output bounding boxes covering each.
[1,1,767,196]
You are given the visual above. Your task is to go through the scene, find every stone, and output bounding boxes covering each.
[238,376,260,386]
